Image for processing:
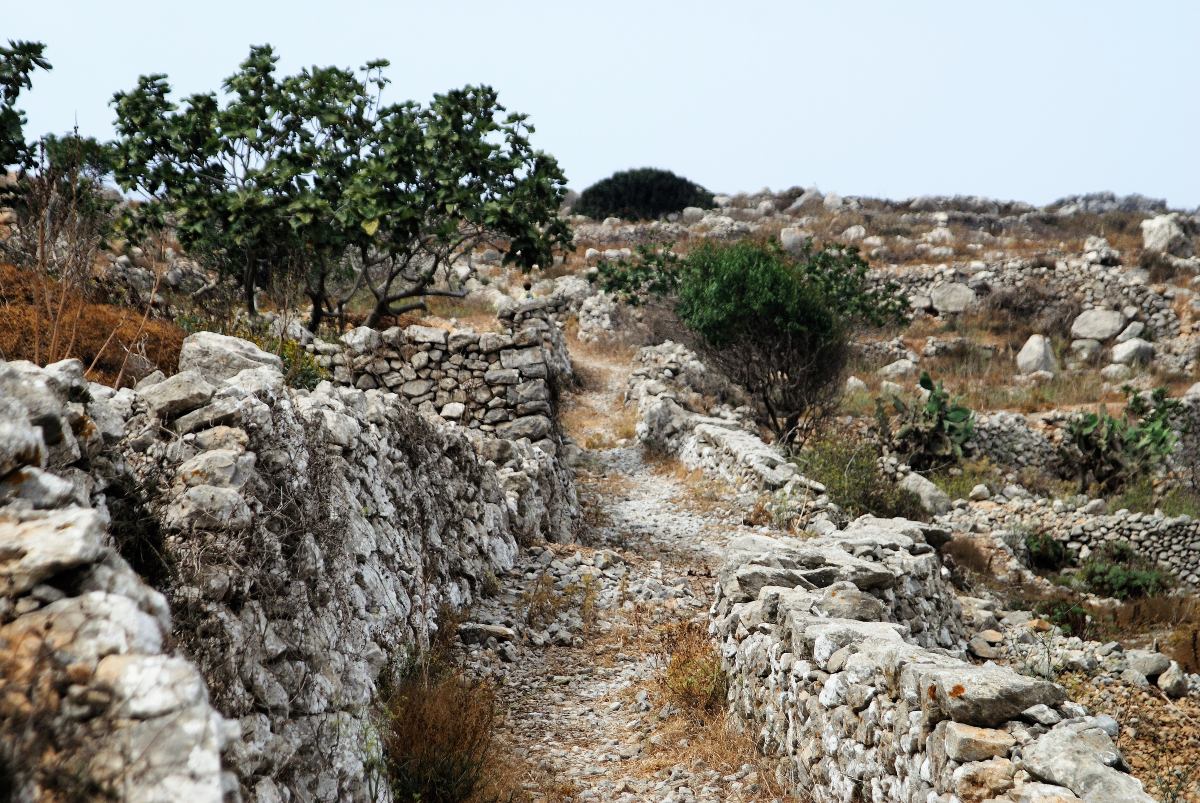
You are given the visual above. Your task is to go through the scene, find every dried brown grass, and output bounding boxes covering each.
[0,262,182,386]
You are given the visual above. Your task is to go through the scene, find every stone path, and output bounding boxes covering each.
[459,342,788,802]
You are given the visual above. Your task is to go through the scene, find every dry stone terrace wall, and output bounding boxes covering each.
[623,343,1157,801]
[0,324,578,801]
[944,501,1200,586]
[311,298,574,445]
[880,252,1183,341]
[716,525,1156,802]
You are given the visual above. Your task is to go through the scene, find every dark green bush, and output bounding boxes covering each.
[1023,530,1069,571]
[1078,542,1173,600]
[794,433,926,521]
[596,239,906,444]
[574,167,713,220]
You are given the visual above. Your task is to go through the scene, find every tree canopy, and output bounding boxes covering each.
[111,45,571,328]
[1,40,51,169]
[574,168,713,221]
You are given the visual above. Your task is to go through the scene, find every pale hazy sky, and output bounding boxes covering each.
[9,1,1200,207]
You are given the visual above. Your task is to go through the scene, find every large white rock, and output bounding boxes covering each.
[1069,309,1126,341]
[179,332,283,383]
[780,227,813,254]
[1016,335,1058,375]
[930,283,976,314]
[1141,213,1192,257]
[1110,337,1154,365]
[899,472,950,515]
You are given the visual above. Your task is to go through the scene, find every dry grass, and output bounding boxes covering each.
[1061,674,1200,802]
[644,452,736,514]
[633,620,792,801]
[0,262,183,386]
[655,621,726,715]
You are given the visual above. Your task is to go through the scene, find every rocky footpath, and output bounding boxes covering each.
[0,315,578,799]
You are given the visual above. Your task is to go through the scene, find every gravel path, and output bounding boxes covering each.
[460,343,786,802]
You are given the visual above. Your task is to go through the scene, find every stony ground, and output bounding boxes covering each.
[459,341,791,802]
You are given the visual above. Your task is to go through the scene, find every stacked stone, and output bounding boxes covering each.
[882,252,1181,340]
[0,326,579,801]
[715,520,1156,802]
[0,358,232,802]
[316,320,560,443]
[969,411,1064,474]
[942,500,1200,585]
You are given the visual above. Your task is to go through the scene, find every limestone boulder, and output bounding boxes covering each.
[1070,309,1126,341]
[179,332,282,383]
[931,283,976,314]
[1110,337,1154,365]
[900,472,950,515]
[1016,335,1057,375]
[1141,212,1192,257]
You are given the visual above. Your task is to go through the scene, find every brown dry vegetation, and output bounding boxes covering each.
[0,262,182,386]
[634,620,792,801]
[1063,674,1200,802]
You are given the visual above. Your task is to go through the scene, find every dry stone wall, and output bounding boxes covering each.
[0,358,233,802]
[312,298,572,446]
[0,322,578,800]
[624,343,1157,801]
[716,524,1155,802]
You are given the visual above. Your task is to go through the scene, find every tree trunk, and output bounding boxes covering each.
[243,260,257,316]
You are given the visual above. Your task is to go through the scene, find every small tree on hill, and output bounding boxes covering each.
[0,39,50,170]
[112,45,571,329]
[574,167,713,221]
[597,238,907,445]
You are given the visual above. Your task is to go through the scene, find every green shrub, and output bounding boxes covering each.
[1078,542,1173,600]
[574,167,713,220]
[596,239,906,445]
[931,458,996,501]
[1023,529,1069,572]
[875,372,975,472]
[1160,486,1200,518]
[794,433,926,521]
[1061,386,1183,495]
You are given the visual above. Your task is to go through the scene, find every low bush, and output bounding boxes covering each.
[1023,529,1070,572]
[1078,542,1173,600]
[656,621,726,716]
[931,457,997,501]
[377,663,504,803]
[574,167,713,221]
[794,432,926,521]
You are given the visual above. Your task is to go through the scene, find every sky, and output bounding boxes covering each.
[8,1,1200,207]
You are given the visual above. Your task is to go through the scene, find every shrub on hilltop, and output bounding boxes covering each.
[574,167,713,221]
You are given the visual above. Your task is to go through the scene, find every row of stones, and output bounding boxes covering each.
[310,318,559,443]
[714,523,1156,802]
